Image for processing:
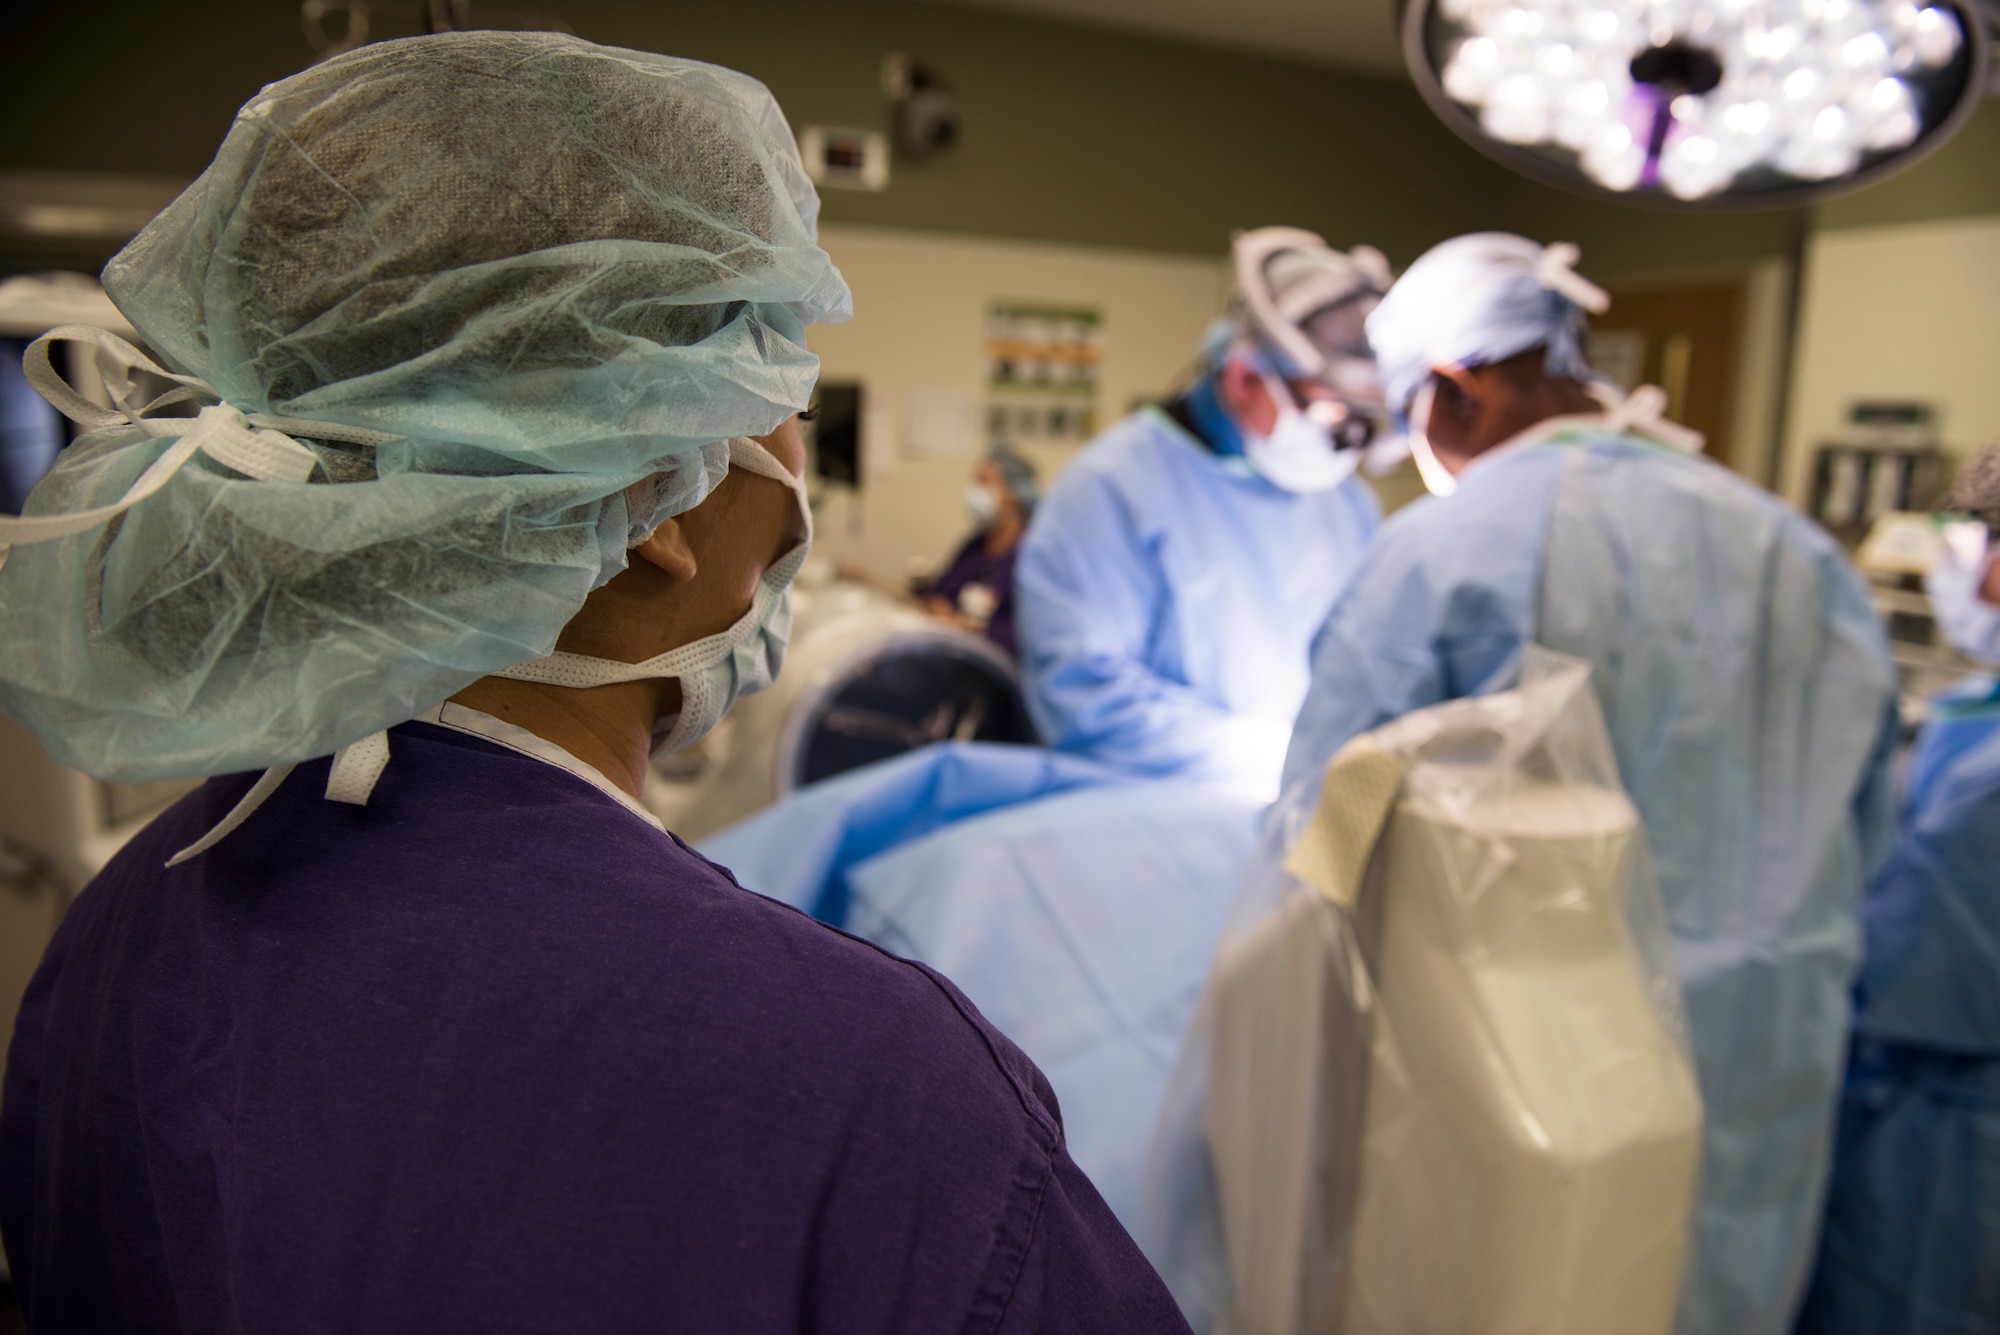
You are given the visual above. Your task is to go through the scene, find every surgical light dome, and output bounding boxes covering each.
[1402,0,1993,207]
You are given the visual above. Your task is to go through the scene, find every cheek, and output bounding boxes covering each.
[1239,386,1279,437]
[737,483,803,597]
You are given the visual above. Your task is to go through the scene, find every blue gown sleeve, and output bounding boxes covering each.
[1016,465,1290,789]
[1853,691,2000,1052]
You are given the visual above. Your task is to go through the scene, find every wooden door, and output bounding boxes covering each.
[1589,279,1747,471]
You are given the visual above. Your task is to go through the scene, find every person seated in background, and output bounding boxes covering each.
[0,34,1189,1334]
[1796,441,2000,1335]
[913,442,1038,656]
[1270,233,1896,1335]
[1014,228,1389,799]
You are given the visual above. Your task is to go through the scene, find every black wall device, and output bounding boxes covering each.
[811,382,863,488]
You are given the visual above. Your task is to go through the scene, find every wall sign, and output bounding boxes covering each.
[985,301,1101,444]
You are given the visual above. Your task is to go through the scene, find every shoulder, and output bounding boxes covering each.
[23,754,1131,1331]
[65,734,1078,1206]
[1072,408,1192,471]
[1357,446,1566,588]
[421,779,1075,1154]
[1572,432,1795,522]
[689,842,1067,1131]
[1569,435,1866,581]
[1340,472,1384,527]
[89,732,1061,1144]
[1040,411,1202,510]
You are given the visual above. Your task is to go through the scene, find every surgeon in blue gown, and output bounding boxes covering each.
[1797,443,2000,1335]
[1224,234,1897,1335]
[1015,228,1389,799]
[710,229,1398,1233]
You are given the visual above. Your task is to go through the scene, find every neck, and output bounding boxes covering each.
[1181,373,1246,457]
[448,675,679,800]
[1468,378,1606,462]
[1549,378,1602,416]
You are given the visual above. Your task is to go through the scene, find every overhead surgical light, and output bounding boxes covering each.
[1402,0,1994,207]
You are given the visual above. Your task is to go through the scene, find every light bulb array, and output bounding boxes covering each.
[1431,0,1968,200]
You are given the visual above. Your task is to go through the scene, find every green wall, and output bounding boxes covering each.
[0,0,1523,263]
[2,0,1993,275]
[562,1,1531,261]
[1817,98,2000,231]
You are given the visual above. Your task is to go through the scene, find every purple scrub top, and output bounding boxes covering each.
[0,720,1190,1334]
[920,533,1021,657]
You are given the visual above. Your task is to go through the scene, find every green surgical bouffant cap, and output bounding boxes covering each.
[0,31,851,782]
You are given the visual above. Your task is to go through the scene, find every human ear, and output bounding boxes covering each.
[631,515,699,582]
[1433,365,1484,433]
[1218,355,1278,436]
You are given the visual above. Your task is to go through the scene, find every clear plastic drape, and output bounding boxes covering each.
[1144,647,1702,1335]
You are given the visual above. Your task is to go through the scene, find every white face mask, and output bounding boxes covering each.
[1926,519,2000,667]
[492,436,812,755]
[1242,371,1361,494]
[965,483,1000,527]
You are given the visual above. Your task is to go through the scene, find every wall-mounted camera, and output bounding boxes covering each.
[880,53,960,163]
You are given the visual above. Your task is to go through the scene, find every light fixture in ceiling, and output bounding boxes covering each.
[1402,0,1993,207]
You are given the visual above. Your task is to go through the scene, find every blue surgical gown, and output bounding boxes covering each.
[1796,677,2000,1335]
[1015,407,1379,797]
[705,743,1264,1232]
[1274,429,1898,1335]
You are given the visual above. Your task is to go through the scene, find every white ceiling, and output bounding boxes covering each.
[920,0,1409,77]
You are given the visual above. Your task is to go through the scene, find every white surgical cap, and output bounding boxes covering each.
[0,31,851,782]
[1366,233,1609,419]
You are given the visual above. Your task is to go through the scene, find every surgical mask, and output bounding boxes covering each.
[965,483,1000,527]
[1926,519,2000,666]
[1243,371,1361,494]
[491,436,813,755]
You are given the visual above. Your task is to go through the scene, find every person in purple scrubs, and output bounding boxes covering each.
[0,33,1189,1335]
[915,444,1039,656]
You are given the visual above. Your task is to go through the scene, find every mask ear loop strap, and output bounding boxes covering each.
[164,765,299,867]
[1406,377,1459,497]
[2,327,399,570]
[494,436,814,692]
[158,725,391,868]
[21,325,210,430]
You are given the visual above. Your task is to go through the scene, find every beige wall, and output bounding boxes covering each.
[808,223,1232,582]
[810,220,1811,586]
[1733,257,1794,492]
[1783,216,2000,505]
